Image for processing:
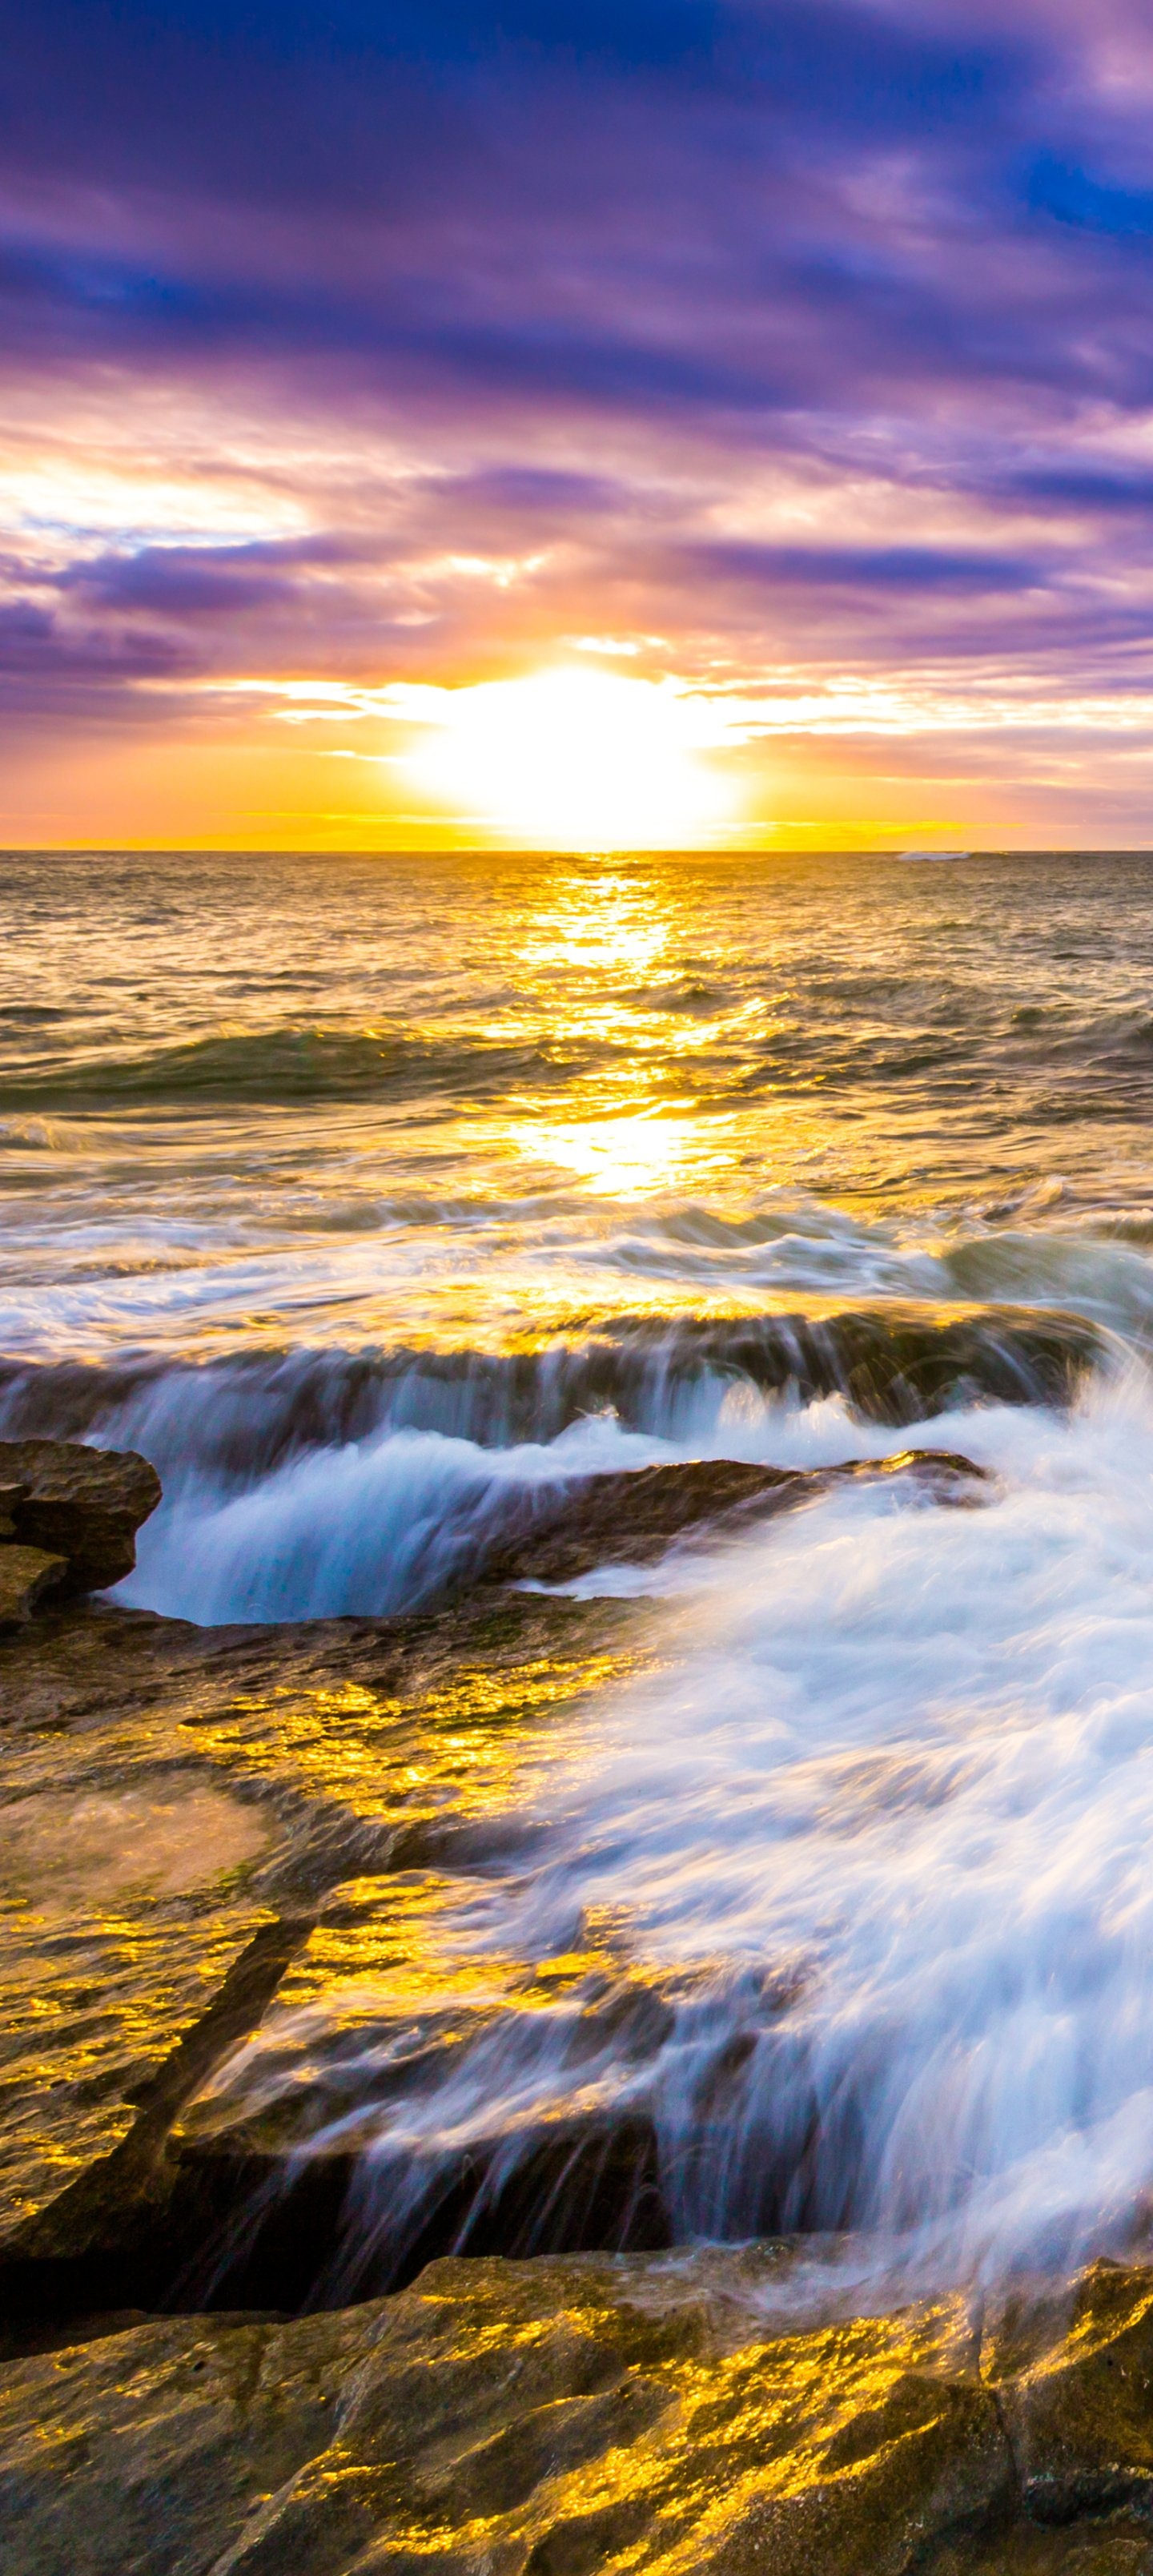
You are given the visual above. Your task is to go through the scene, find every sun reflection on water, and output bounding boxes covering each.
[518,1109,700,1197]
[0,841,1055,1366]
[496,867,774,1203]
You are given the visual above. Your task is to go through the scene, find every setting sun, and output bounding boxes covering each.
[400,669,739,848]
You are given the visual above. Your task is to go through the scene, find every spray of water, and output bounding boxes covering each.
[182,1363,1153,2293]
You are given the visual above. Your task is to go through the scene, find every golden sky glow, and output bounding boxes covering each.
[10,398,1153,852]
[12,2,1153,847]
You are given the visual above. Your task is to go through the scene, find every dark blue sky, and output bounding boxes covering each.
[4,0,1153,843]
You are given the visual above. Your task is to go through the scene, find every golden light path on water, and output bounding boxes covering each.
[3,847,1153,1372]
[499,859,820,1208]
[508,859,715,1198]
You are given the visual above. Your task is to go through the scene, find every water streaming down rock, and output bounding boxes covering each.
[98,1366,1153,2319]
[0,1306,1103,1466]
[3,1325,1153,2309]
[4,1342,1153,2307]
[0,1306,1095,1623]
[9,853,1153,2569]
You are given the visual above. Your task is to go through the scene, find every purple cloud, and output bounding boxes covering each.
[4,0,1153,829]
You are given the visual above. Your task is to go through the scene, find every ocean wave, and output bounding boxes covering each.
[10,993,1153,1121]
[0,1296,1100,1625]
[0,1302,1103,1492]
[195,1366,1153,2284]
[0,1023,597,1110]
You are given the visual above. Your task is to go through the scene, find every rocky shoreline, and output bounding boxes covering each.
[2,1440,1153,2573]
[10,2242,1153,2574]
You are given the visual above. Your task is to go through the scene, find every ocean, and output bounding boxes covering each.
[6,843,1153,2288]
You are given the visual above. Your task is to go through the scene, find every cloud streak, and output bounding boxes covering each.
[5,1,1153,840]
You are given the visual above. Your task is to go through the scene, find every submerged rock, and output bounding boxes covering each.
[0,1440,162,1595]
[6,2249,1153,2575]
[474,1446,988,1589]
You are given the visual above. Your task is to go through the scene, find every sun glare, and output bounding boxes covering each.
[401,669,738,847]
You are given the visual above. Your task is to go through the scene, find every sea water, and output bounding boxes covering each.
[6,844,1153,2285]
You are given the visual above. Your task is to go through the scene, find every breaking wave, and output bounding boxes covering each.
[0,1301,1105,1622]
[195,1364,1153,2288]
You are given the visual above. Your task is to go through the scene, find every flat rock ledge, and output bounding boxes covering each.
[5,2247,1153,2575]
[0,1439,161,1612]
[0,1589,643,2279]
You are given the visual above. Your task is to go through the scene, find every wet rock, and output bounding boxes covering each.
[930,2523,1153,2573]
[0,1781,279,2250]
[0,1546,69,1628]
[984,2260,1153,2526]
[0,2246,1009,2576]
[9,2251,1153,2576]
[0,1592,641,1883]
[926,2262,1153,2571]
[153,1870,677,2304]
[474,1447,988,1589]
[0,1594,647,2312]
[0,1440,161,1594]
[0,1910,317,2357]
[0,2300,366,2576]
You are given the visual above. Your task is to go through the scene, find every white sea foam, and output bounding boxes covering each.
[115,1380,942,1623]
[2,1197,1150,1362]
[186,1366,1153,2284]
[542,1371,1153,2270]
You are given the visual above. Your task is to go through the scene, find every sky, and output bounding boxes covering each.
[5,0,1153,848]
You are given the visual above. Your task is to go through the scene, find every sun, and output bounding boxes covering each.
[401,668,738,848]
